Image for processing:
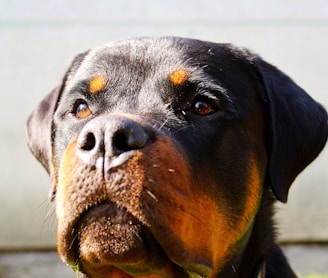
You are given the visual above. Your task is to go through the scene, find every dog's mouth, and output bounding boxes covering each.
[77,201,143,258]
[60,196,197,278]
[63,200,162,274]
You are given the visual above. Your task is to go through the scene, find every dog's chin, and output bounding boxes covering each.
[76,202,148,266]
[73,202,183,277]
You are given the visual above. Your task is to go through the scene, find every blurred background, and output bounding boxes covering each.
[1,0,327,277]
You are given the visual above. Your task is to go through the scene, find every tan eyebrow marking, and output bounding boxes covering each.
[169,69,189,86]
[89,75,107,94]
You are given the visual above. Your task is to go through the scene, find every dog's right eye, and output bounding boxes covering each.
[192,100,216,116]
[74,101,92,119]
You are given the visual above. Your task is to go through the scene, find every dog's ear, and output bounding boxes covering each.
[26,51,89,200]
[26,87,61,174]
[254,58,328,202]
[26,87,61,200]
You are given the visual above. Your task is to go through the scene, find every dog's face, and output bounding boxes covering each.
[54,38,268,277]
[27,37,327,277]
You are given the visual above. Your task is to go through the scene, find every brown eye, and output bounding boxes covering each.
[192,100,216,116]
[75,101,91,119]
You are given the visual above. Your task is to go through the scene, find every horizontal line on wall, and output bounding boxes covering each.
[1,18,328,28]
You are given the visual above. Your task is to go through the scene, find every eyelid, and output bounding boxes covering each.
[195,90,220,102]
[192,90,221,106]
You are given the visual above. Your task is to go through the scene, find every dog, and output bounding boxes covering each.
[27,37,327,277]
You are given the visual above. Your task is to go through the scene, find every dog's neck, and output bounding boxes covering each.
[236,187,296,278]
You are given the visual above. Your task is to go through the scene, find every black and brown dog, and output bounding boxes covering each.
[27,37,327,278]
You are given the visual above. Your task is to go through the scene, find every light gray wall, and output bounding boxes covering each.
[1,0,327,249]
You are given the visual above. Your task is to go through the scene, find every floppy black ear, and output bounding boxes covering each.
[26,51,89,200]
[26,87,61,199]
[255,58,328,203]
[26,87,61,172]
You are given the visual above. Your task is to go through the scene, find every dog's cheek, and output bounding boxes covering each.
[135,138,231,273]
[192,154,264,272]
[147,151,264,273]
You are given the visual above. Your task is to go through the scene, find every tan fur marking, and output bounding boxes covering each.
[89,76,107,94]
[169,69,189,86]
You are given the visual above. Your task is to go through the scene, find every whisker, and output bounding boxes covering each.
[133,229,143,242]
[147,178,156,184]
[35,198,49,213]
[146,190,158,202]
[69,232,79,251]
[44,203,56,222]
[231,264,238,277]
[35,198,57,239]
[171,124,190,134]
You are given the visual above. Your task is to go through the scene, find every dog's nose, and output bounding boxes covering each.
[76,116,150,167]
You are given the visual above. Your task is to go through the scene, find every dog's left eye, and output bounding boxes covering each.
[191,99,217,116]
[74,101,92,119]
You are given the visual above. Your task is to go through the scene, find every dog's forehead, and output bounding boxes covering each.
[76,38,189,80]
[66,37,244,89]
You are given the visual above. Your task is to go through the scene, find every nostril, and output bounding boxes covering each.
[80,132,96,151]
[77,129,104,167]
[113,131,131,152]
[112,125,149,153]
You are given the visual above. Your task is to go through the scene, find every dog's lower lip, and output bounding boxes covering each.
[66,201,145,266]
[78,201,141,225]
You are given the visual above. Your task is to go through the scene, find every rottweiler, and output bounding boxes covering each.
[27,37,328,278]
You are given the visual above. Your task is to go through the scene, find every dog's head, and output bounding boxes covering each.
[27,37,327,277]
